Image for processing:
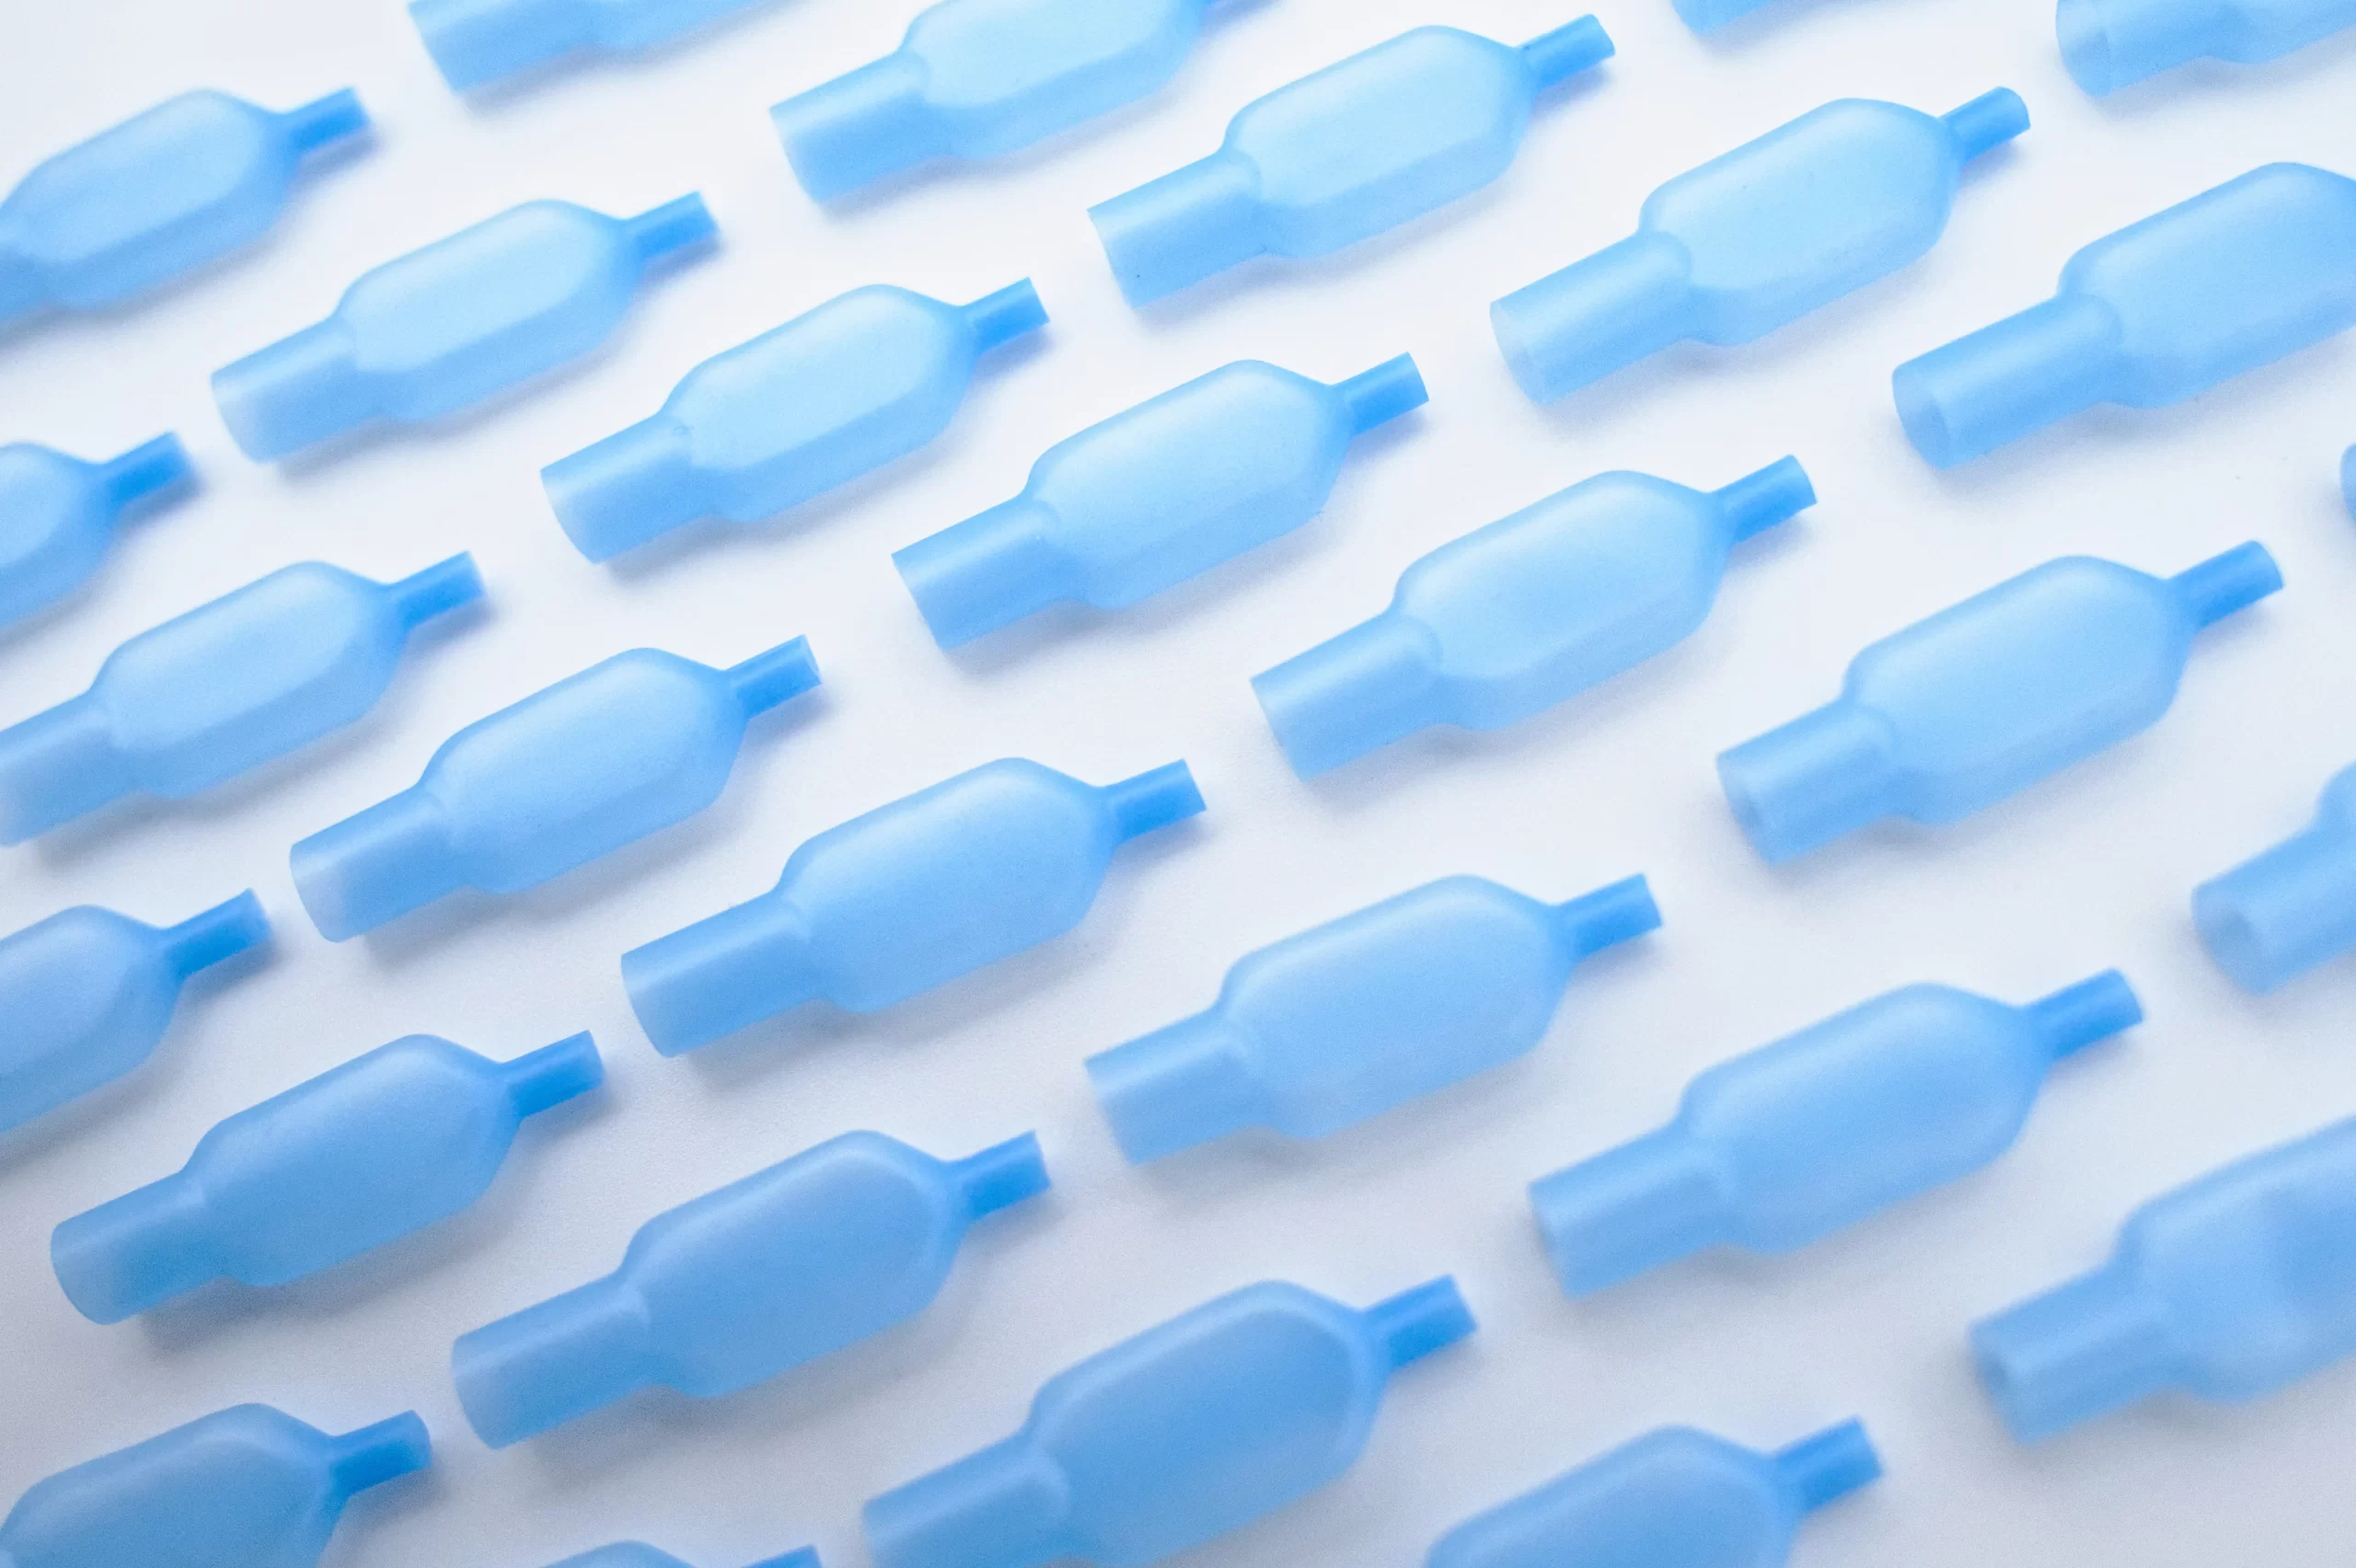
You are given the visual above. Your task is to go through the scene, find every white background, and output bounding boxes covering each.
[3,0,2355,1563]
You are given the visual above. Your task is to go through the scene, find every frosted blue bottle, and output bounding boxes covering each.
[1255,459,1814,778]
[2343,444,2354,516]
[454,1129,1050,1447]
[0,555,483,843]
[291,637,818,940]
[2193,763,2356,992]
[2061,0,2356,94]
[1091,19,1613,306]
[0,89,369,329]
[1894,164,2356,467]
[1973,1115,2356,1441]
[773,0,1237,200]
[547,281,1048,562]
[626,758,1205,1055]
[1089,875,1659,1163]
[52,1032,603,1323]
[1673,0,1795,29]
[0,435,192,629]
[213,195,717,461]
[895,355,1425,649]
[1426,1421,1880,1568]
[1530,974,2140,1295]
[412,0,771,90]
[0,1403,429,1568]
[1718,545,2281,863]
[1492,93,2029,405]
[864,1276,1474,1568]
[544,1548,819,1568]
[0,892,269,1134]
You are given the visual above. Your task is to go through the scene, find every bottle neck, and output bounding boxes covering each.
[623,891,819,1057]
[1086,1013,1263,1164]
[1712,455,1816,543]
[51,1172,220,1324]
[2169,542,2281,630]
[1894,294,2124,468]
[156,891,271,978]
[1253,613,1447,779]
[384,553,484,632]
[453,1277,655,1448]
[1717,701,1903,864]
[1099,761,1206,842]
[1550,876,1661,961]
[1971,1262,2182,1442]
[1492,230,1696,403]
[1530,1126,1732,1295]
[945,1133,1053,1220]
[502,1032,605,1117]
[1770,1420,1882,1513]
[1939,88,2031,164]
[1361,1277,1477,1369]
[324,1412,433,1495]
[862,1435,1073,1568]
[895,497,1077,651]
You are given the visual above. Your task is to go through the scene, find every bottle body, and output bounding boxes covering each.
[0,437,192,629]
[0,1404,430,1568]
[2061,0,2356,94]
[411,0,768,90]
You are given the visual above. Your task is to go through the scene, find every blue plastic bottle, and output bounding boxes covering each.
[1717,545,2281,863]
[545,1548,819,1568]
[412,0,770,90]
[213,195,716,461]
[454,1129,1049,1447]
[0,1404,429,1568]
[0,555,483,843]
[895,355,1425,649]
[626,758,1205,1055]
[2060,0,2356,93]
[1089,875,1659,1164]
[1973,1115,2356,1441]
[52,1032,603,1323]
[1091,19,1613,306]
[1530,974,2140,1296]
[1254,459,1815,778]
[1672,0,1799,29]
[547,281,1047,562]
[0,89,369,329]
[0,892,269,1135]
[2193,763,2356,992]
[1894,164,2356,467]
[0,436,192,629]
[773,0,1239,200]
[291,637,818,940]
[1492,93,2028,405]
[2342,444,2354,516]
[864,1276,1474,1568]
[1426,1421,1881,1568]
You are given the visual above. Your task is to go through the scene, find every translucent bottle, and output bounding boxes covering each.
[0,1404,429,1568]
[626,758,1205,1055]
[1254,458,1814,778]
[454,1129,1050,1447]
[895,355,1425,649]
[2343,444,2354,517]
[1973,1115,2356,1441]
[0,89,370,329]
[2194,763,2356,992]
[1673,0,1799,29]
[864,1277,1475,1568]
[412,0,771,91]
[543,1547,819,1568]
[0,892,270,1134]
[2060,0,2356,95]
[1530,974,2140,1296]
[1717,545,2281,863]
[1492,93,2028,404]
[291,637,819,940]
[213,195,717,461]
[1091,19,1613,306]
[1090,875,1659,1163]
[1894,164,2356,467]
[0,556,484,843]
[547,281,1047,562]
[773,0,1237,200]
[1426,1421,1881,1568]
[52,1032,604,1323]
[0,435,192,629]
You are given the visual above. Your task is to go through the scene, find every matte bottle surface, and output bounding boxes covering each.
[0,89,369,325]
[52,1032,604,1322]
[1253,460,1813,778]
[863,1278,1476,1568]
[453,1130,1051,1446]
[2195,762,2356,992]
[544,1546,820,1568]
[1531,975,2141,1294]
[0,556,483,842]
[626,758,1205,1055]
[291,639,819,940]
[0,436,192,629]
[0,893,270,1133]
[774,0,1225,199]
[0,1404,430,1568]
[1974,1116,2356,1440]
[1492,94,2027,403]
[546,282,1046,561]
[1088,875,1658,1162]
[1717,547,2281,862]
[1672,0,1796,29]
[1426,1422,1881,1568]
[893,356,1426,648]
[1895,164,2356,467]
[213,195,715,460]
[2060,0,2356,94]
[1090,20,1613,305]
[412,0,770,90]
